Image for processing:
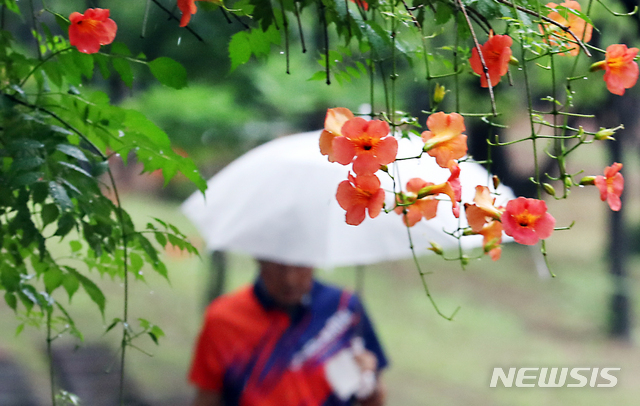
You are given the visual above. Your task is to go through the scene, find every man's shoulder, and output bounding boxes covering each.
[311,281,361,309]
[204,285,262,322]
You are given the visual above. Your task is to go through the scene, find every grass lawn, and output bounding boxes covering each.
[1,190,639,406]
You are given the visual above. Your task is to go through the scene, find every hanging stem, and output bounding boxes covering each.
[18,47,73,89]
[390,0,397,127]
[294,1,307,53]
[28,0,42,60]
[149,0,205,42]
[406,226,460,320]
[318,0,330,84]
[494,0,591,56]
[47,308,57,406]
[455,0,497,116]
[141,0,152,38]
[106,169,130,406]
[454,18,460,113]
[279,0,290,74]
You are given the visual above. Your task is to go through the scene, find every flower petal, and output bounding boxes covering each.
[373,136,398,165]
[341,117,369,140]
[533,212,556,240]
[353,153,382,175]
[325,107,354,134]
[332,136,356,165]
[366,119,391,140]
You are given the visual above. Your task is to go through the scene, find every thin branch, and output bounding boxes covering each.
[494,0,591,57]
[279,0,290,74]
[459,2,493,34]
[219,6,233,23]
[455,0,497,116]
[141,0,152,38]
[318,0,330,85]
[149,0,205,42]
[2,92,108,160]
[294,1,307,53]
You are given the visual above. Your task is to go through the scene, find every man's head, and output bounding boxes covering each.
[258,260,314,307]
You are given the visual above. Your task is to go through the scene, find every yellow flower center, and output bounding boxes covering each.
[514,210,538,228]
[607,57,624,71]
[76,19,100,35]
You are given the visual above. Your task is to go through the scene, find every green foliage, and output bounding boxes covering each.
[0,2,205,392]
[229,25,281,72]
[149,57,189,89]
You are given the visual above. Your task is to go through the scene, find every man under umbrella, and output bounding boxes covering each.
[189,259,388,406]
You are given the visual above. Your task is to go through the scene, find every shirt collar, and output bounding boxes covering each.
[253,277,314,315]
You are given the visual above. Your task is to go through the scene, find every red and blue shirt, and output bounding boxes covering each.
[189,280,388,406]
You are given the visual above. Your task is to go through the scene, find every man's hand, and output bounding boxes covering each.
[358,377,386,406]
[192,389,221,406]
[354,349,385,406]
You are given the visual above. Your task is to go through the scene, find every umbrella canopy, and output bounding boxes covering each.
[182,131,515,268]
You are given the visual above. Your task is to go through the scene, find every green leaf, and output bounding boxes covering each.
[111,42,134,87]
[7,139,44,153]
[55,302,84,341]
[154,232,167,247]
[44,267,64,293]
[41,203,60,227]
[56,144,89,162]
[49,181,73,211]
[93,53,111,79]
[3,0,20,15]
[13,172,42,187]
[308,71,328,82]
[112,57,133,87]
[152,217,167,228]
[0,265,21,292]
[363,21,393,58]
[17,291,34,313]
[435,2,453,25]
[55,213,76,237]
[111,41,132,57]
[105,317,122,333]
[129,252,144,273]
[229,31,252,72]
[73,50,94,80]
[62,271,80,300]
[123,110,172,148]
[248,24,281,58]
[138,235,159,264]
[148,57,188,89]
[148,332,160,345]
[43,61,63,88]
[59,161,92,178]
[11,156,45,171]
[68,269,105,316]
[168,233,184,249]
[57,52,82,86]
[69,240,82,252]
[151,325,165,339]
[32,182,49,204]
[53,12,70,31]
[20,286,40,307]
[4,292,17,311]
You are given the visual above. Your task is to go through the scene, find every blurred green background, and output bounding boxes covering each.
[2,0,640,405]
[2,184,640,405]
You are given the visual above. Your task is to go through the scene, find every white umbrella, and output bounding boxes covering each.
[181,130,515,268]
